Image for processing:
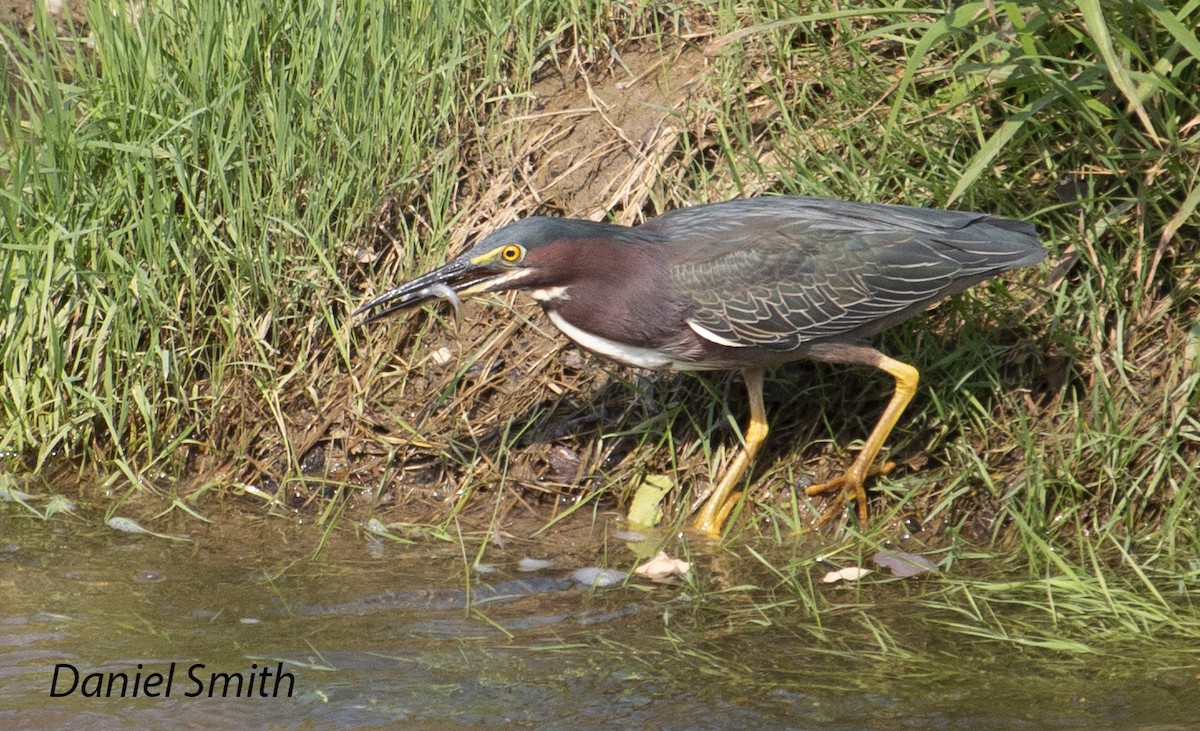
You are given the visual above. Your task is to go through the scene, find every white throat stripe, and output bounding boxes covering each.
[545,309,677,369]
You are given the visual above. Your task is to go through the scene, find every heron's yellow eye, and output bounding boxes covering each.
[500,244,523,263]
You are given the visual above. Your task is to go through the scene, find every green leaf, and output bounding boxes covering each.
[627,473,674,528]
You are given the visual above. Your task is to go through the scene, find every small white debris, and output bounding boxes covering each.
[364,518,390,536]
[634,551,690,582]
[873,550,939,578]
[518,558,554,572]
[821,566,872,584]
[571,567,628,588]
[0,480,33,502]
[43,496,77,517]
[431,346,454,365]
[611,530,648,542]
[107,517,151,534]
[105,517,190,542]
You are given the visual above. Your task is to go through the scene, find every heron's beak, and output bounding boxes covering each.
[353,256,524,325]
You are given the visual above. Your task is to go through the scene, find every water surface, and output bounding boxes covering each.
[1,507,1195,729]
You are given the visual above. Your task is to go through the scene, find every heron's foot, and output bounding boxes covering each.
[691,490,743,539]
[804,461,893,528]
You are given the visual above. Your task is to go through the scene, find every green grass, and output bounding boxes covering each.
[2,0,1199,639]
[0,0,608,474]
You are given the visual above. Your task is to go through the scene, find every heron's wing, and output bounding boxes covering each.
[650,197,1042,350]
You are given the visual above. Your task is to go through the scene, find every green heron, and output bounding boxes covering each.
[355,196,1044,536]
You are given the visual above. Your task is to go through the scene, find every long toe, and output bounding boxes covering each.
[805,471,871,528]
[813,488,846,526]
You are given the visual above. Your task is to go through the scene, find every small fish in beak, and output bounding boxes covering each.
[353,257,478,325]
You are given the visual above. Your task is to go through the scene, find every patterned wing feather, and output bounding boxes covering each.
[648,197,1043,350]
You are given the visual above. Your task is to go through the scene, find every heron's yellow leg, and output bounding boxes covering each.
[691,368,767,538]
[805,354,919,528]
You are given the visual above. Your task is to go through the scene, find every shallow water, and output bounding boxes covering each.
[1,507,1196,730]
